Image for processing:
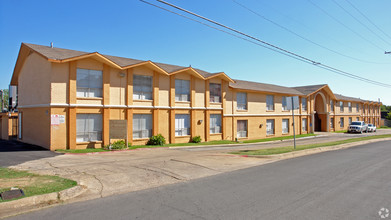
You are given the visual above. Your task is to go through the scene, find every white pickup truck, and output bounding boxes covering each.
[348,121,368,133]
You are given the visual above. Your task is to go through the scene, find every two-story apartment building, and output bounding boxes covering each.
[6,43,382,150]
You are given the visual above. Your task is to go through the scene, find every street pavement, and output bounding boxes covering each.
[7,140,391,220]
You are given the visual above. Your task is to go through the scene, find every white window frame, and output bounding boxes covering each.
[175,114,190,136]
[356,103,359,113]
[237,92,247,110]
[210,114,222,134]
[76,68,103,98]
[348,102,352,112]
[237,120,248,138]
[133,75,153,100]
[340,101,344,112]
[210,83,221,103]
[175,79,190,102]
[133,114,152,139]
[282,119,289,134]
[266,119,275,135]
[266,95,274,111]
[302,118,307,132]
[340,117,344,128]
[302,98,307,111]
[76,114,102,142]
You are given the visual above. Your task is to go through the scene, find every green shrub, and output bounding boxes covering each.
[192,136,202,143]
[104,140,131,150]
[147,134,166,146]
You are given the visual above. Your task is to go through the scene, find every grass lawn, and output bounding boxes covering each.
[56,133,316,153]
[333,130,347,133]
[231,134,391,156]
[0,167,77,203]
[380,126,391,129]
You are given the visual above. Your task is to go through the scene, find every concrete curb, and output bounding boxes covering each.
[0,185,86,219]
[243,138,391,160]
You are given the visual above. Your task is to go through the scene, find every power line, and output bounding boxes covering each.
[307,0,385,51]
[140,0,391,88]
[344,0,391,42]
[232,0,384,64]
[330,0,391,47]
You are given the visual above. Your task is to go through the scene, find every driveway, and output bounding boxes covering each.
[7,129,391,204]
[0,140,59,167]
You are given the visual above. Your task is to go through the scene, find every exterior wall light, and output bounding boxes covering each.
[198,120,203,125]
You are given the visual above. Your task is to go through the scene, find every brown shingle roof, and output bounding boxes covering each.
[230,79,304,96]
[292,84,327,95]
[334,94,363,102]
[24,43,91,60]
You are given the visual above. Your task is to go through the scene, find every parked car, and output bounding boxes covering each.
[348,121,368,133]
[367,124,377,132]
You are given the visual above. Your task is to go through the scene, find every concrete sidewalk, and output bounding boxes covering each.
[3,130,391,218]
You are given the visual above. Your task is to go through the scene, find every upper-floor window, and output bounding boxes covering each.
[330,100,334,112]
[175,79,190,102]
[282,96,288,111]
[348,102,352,112]
[356,103,359,113]
[237,92,247,110]
[210,83,221,103]
[210,114,222,134]
[77,69,103,98]
[302,98,307,111]
[340,101,344,112]
[266,95,274,111]
[133,75,152,100]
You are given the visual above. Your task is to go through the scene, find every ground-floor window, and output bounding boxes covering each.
[266,119,275,135]
[282,119,289,134]
[210,114,221,134]
[349,117,352,125]
[302,118,307,131]
[356,117,360,121]
[76,114,102,142]
[340,117,344,128]
[133,114,152,139]
[175,114,190,136]
[237,120,247,138]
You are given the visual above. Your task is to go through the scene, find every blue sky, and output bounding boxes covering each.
[1,0,390,104]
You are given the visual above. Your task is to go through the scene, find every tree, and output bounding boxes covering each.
[381,105,391,112]
[387,112,391,120]
[0,89,9,111]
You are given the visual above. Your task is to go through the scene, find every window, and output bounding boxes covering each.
[330,100,334,112]
[349,117,352,125]
[237,120,247,138]
[356,117,360,121]
[210,114,221,134]
[266,119,275,135]
[76,114,102,142]
[266,95,274,111]
[237,92,247,110]
[175,114,190,136]
[133,114,152,139]
[302,118,307,131]
[77,69,102,98]
[282,96,288,111]
[282,119,289,134]
[340,101,344,112]
[348,102,352,112]
[210,83,221,103]
[330,117,334,129]
[356,103,359,113]
[133,75,152,100]
[340,117,344,128]
[302,98,307,111]
[175,79,190,102]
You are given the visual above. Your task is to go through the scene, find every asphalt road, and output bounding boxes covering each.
[8,140,391,220]
[0,140,59,167]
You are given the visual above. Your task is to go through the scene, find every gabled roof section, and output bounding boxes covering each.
[11,43,235,85]
[230,79,304,96]
[292,84,336,100]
